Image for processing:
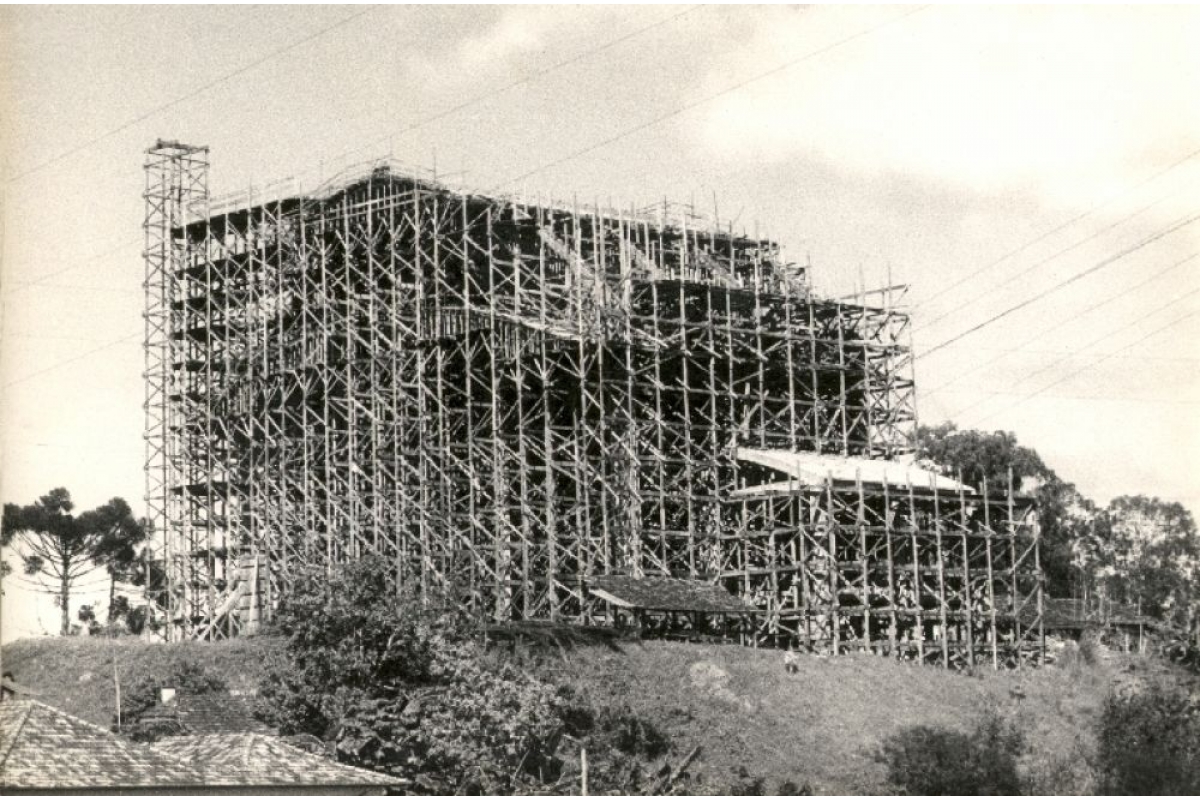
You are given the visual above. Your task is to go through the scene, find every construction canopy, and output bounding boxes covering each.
[733,448,973,494]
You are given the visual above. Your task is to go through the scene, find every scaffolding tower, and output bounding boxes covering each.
[143,143,1043,666]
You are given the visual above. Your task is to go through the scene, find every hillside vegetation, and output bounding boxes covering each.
[4,632,1190,793]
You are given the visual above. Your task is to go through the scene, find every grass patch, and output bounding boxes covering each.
[0,635,282,727]
[5,632,1193,792]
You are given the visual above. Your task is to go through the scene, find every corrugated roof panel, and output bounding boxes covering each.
[734,448,973,494]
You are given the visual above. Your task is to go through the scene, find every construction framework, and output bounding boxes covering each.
[143,141,1043,667]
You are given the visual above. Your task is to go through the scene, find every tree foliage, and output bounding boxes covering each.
[118,659,227,741]
[918,422,1050,490]
[1,488,146,635]
[1097,682,1200,793]
[918,424,1200,636]
[877,713,1025,795]
[918,423,1094,599]
[255,556,569,792]
[1087,496,1200,630]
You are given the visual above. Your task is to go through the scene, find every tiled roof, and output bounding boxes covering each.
[153,733,400,787]
[0,700,205,789]
[0,677,40,697]
[589,575,756,615]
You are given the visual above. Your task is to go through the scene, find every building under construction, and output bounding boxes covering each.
[144,140,1044,668]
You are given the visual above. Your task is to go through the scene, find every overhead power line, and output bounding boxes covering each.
[334,5,704,170]
[6,5,383,184]
[7,236,141,295]
[918,209,1200,360]
[916,179,1192,334]
[935,388,1200,406]
[969,307,1199,428]
[5,8,700,295]
[921,251,1199,398]
[917,143,1200,312]
[953,285,1200,422]
[3,330,141,389]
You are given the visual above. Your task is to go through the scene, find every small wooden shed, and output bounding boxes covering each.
[587,575,758,643]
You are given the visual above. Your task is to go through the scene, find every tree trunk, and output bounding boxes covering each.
[60,568,70,636]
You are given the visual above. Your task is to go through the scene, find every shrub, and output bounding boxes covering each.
[594,704,670,759]
[777,779,813,794]
[117,659,227,741]
[256,556,568,792]
[1096,682,1200,794]
[878,713,1024,795]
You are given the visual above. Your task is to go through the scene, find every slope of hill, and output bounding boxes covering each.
[0,635,278,729]
[551,641,1122,793]
[2,633,1183,793]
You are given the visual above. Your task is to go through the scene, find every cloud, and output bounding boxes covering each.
[692,6,1200,209]
[402,6,617,88]
[456,10,547,69]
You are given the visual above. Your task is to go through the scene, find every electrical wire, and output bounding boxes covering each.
[4,7,700,293]
[918,209,1200,360]
[2,330,141,388]
[5,6,383,184]
[968,308,1199,428]
[950,283,1200,419]
[916,143,1200,312]
[920,251,1199,398]
[6,236,141,295]
[332,5,705,171]
[2,7,924,393]
[916,179,1192,334]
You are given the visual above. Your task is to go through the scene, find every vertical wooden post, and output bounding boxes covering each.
[982,475,999,670]
[957,470,974,669]
[931,473,949,668]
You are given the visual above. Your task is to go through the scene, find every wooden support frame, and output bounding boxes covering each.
[143,148,1041,666]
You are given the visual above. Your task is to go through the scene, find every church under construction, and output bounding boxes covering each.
[143,140,1044,668]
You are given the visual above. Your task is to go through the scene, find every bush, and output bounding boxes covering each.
[117,659,227,741]
[593,704,670,760]
[878,713,1024,795]
[256,556,568,792]
[1097,682,1200,794]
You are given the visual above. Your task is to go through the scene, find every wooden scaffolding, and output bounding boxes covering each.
[142,141,1043,665]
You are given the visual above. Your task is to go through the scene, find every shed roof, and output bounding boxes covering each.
[0,700,205,789]
[733,449,973,494]
[588,575,755,615]
[153,733,399,787]
[1027,597,1176,633]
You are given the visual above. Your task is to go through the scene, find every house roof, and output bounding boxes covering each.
[733,449,973,494]
[0,677,41,697]
[153,733,400,787]
[0,700,205,789]
[588,575,755,615]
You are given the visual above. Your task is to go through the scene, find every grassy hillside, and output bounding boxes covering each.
[1,635,280,728]
[3,633,1186,793]
[552,641,1125,793]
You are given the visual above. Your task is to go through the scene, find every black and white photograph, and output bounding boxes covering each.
[1,3,1198,794]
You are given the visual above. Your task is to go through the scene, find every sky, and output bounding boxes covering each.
[2,4,1198,641]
